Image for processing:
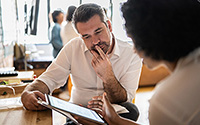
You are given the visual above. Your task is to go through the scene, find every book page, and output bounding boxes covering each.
[112,104,129,114]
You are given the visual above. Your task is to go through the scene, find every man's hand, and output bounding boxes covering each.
[87,95,103,113]
[91,45,127,103]
[21,90,47,110]
[21,80,50,110]
[91,45,115,83]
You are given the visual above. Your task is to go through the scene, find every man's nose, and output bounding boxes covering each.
[91,36,100,45]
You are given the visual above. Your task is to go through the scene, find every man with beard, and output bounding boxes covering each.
[21,3,142,122]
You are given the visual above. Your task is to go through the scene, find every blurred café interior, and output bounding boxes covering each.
[0,0,170,124]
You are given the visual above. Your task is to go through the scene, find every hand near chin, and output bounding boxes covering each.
[91,45,114,83]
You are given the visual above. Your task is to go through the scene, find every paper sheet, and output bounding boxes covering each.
[0,97,22,110]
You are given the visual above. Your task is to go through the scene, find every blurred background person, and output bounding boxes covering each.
[50,9,64,58]
[59,6,79,96]
[60,5,79,46]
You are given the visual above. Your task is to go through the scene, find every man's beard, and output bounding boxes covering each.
[91,42,109,55]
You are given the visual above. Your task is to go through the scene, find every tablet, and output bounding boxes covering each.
[41,94,106,125]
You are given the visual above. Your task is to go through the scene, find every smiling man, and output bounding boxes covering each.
[21,3,142,123]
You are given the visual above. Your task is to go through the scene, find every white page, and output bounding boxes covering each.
[48,95,105,124]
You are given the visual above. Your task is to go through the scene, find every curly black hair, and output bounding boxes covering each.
[121,0,200,62]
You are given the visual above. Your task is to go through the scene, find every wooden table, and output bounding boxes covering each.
[0,107,52,125]
[0,92,67,125]
[0,72,66,125]
[0,93,52,125]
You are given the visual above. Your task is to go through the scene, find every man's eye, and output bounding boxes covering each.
[83,36,90,39]
[95,30,102,34]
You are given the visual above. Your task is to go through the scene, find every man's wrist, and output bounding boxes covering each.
[103,74,116,84]
[21,90,29,97]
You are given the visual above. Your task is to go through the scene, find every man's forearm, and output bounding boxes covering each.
[24,80,50,94]
[103,76,127,104]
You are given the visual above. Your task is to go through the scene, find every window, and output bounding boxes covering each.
[1,0,17,45]
[25,0,80,44]
[15,0,130,44]
[112,0,131,41]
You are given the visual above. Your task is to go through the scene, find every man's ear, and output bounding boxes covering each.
[106,20,112,32]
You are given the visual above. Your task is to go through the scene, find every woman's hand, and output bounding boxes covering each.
[101,92,120,125]
[102,92,139,125]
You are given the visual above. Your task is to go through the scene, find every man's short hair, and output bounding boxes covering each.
[52,9,63,23]
[73,3,107,31]
[121,0,200,62]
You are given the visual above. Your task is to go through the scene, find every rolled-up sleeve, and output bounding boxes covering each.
[38,43,72,93]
